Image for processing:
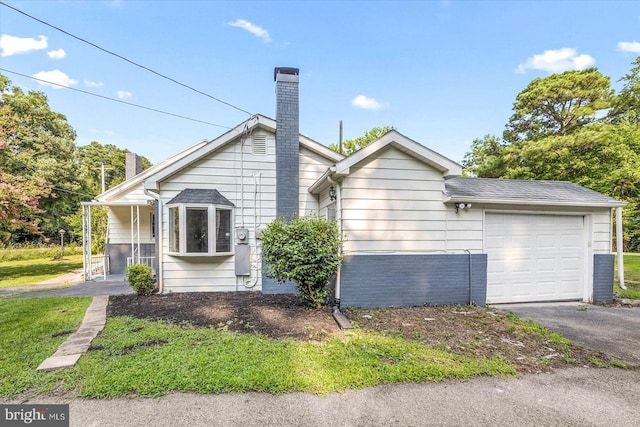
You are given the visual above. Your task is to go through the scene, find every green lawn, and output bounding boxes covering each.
[0,296,515,398]
[615,253,640,299]
[0,255,83,289]
[0,297,92,396]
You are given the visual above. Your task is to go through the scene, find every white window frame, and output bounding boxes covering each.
[167,203,233,257]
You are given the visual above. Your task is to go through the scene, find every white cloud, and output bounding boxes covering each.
[117,90,132,99]
[351,95,387,111]
[0,34,48,57]
[47,48,66,59]
[516,48,595,74]
[103,130,115,136]
[618,41,640,53]
[228,19,271,42]
[84,80,104,88]
[31,70,77,88]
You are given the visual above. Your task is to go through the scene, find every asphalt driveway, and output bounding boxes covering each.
[497,302,640,367]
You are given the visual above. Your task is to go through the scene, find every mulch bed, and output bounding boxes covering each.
[108,292,341,341]
[108,292,617,374]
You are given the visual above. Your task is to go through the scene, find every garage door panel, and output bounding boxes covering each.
[486,213,585,304]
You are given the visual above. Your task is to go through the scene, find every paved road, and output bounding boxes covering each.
[497,302,640,367]
[3,367,639,426]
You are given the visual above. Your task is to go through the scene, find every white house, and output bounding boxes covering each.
[82,67,625,308]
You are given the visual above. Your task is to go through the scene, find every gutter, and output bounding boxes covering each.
[143,186,164,294]
[444,196,626,209]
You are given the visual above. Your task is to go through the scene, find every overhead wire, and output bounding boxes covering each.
[0,1,254,116]
[1,68,234,130]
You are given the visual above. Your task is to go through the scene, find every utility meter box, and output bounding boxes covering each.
[236,228,249,244]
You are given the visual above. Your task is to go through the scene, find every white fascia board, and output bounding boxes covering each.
[300,134,344,162]
[444,195,627,208]
[81,201,154,207]
[334,130,462,176]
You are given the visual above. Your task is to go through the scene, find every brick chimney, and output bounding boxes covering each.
[125,152,143,180]
[274,67,300,220]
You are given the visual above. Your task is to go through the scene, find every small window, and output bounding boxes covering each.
[251,135,267,155]
[150,212,156,239]
[168,204,233,256]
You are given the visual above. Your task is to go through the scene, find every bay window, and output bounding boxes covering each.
[168,204,233,256]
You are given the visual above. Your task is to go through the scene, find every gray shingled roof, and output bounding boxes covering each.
[167,189,235,206]
[445,177,622,206]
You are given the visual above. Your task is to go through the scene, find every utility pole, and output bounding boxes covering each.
[339,120,343,155]
[101,162,106,194]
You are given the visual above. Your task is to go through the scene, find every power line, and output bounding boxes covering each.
[1,68,234,130]
[0,1,253,116]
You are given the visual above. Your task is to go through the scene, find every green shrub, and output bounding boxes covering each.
[261,216,342,308]
[126,264,155,296]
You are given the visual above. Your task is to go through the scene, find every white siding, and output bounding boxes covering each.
[300,146,333,215]
[341,146,449,254]
[158,131,334,293]
[107,205,155,244]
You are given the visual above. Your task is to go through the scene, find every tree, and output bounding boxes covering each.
[609,56,640,124]
[75,141,152,195]
[261,216,342,308]
[461,135,507,177]
[0,75,81,241]
[0,151,50,243]
[504,68,613,143]
[329,125,394,155]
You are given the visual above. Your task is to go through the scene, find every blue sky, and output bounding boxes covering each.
[1,0,639,165]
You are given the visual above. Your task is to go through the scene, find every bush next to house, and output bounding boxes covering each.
[261,216,342,308]
[127,264,155,296]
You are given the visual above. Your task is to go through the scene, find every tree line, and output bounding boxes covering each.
[0,74,151,246]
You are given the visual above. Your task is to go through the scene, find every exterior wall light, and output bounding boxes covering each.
[329,186,337,201]
[455,202,471,212]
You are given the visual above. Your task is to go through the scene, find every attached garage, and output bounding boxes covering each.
[445,177,626,306]
[485,213,586,304]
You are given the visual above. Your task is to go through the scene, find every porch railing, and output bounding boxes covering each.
[127,256,155,272]
[90,254,109,281]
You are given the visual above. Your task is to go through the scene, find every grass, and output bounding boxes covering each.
[0,297,92,396]
[0,245,83,262]
[505,312,571,347]
[615,252,640,299]
[0,255,83,289]
[0,297,515,398]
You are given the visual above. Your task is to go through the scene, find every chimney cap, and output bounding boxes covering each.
[274,67,299,81]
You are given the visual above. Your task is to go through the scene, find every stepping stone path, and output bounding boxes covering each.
[37,295,109,371]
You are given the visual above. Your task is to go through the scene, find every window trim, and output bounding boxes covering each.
[167,203,234,257]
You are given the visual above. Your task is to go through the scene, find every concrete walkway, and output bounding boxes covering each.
[0,269,85,296]
[37,295,109,371]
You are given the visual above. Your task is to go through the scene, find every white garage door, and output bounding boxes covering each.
[485,213,585,304]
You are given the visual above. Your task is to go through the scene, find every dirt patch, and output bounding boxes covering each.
[343,305,617,374]
[108,292,340,341]
[108,293,617,373]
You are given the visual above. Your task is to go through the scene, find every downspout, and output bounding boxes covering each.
[327,175,342,308]
[616,206,626,290]
[243,173,261,289]
[144,187,164,294]
[464,249,473,305]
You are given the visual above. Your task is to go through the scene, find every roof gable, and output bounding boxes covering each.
[333,130,462,177]
[445,177,625,208]
[144,115,343,190]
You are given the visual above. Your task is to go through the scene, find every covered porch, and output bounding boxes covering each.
[81,201,157,281]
